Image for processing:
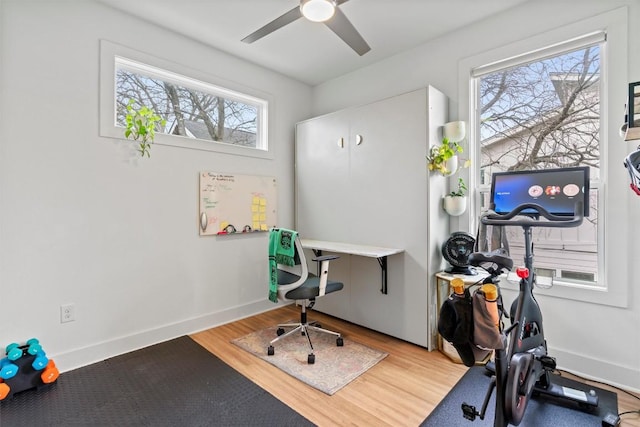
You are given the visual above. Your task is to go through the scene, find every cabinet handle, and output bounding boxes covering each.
[355,134,363,145]
[338,137,344,148]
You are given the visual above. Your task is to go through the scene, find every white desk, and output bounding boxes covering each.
[300,239,403,294]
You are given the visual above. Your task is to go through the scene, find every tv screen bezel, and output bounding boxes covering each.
[489,166,590,217]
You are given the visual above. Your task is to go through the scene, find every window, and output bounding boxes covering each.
[475,37,602,289]
[457,7,629,307]
[100,41,272,158]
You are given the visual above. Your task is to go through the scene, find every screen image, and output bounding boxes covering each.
[490,167,590,217]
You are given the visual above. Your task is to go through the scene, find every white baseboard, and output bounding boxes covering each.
[550,346,640,393]
[53,304,639,394]
[53,299,288,373]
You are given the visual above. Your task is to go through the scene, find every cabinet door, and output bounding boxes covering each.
[348,89,428,247]
[347,90,431,344]
[295,113,350,240]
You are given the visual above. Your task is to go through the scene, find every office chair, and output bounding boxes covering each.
[267,228,344,364]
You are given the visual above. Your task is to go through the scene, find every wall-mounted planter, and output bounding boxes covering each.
[444,155,459,176]
[443,195,467,216]
[427,140,463,176]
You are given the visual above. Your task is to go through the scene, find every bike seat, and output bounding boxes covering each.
[468,249,514,272]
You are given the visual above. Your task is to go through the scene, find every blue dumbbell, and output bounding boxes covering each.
[32,355,49,371]
[27,343,42,356]
[7,346,22,361]
[0,363,19,380]
[5,343,19,354]
[26,338,39,346]
[0,358,9,368]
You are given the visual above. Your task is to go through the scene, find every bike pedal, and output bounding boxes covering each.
[461,403,478,421]
[539,355,556,369]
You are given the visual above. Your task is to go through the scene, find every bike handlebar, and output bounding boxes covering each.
[481,201,584,228]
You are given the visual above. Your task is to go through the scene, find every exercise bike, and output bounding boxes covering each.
[461,201,599,427]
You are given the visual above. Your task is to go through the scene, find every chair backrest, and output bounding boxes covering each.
[275,233,309,299]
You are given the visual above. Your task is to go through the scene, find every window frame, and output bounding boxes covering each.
[456,7,629,307]
[476,37,603,290]
[99,40,274,159]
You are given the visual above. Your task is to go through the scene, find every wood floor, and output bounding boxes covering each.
[191,305,640,427]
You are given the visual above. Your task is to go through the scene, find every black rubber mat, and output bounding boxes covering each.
[0,336,314,426]
[422,365,618,426]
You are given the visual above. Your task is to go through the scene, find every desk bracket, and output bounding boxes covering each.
[313,249,389,295]
[377,256,388,295]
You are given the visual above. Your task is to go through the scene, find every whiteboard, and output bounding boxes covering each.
[199,172,277,236]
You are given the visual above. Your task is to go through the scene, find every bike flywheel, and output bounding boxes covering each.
[505,352,534,425]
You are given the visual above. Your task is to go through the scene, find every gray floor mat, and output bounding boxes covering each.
[0,336,314,427]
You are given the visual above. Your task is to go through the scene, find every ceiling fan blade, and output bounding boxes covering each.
[241,6,303,44]
[323,7,370,56]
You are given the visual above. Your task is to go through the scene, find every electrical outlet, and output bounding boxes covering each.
[60,304,75,323]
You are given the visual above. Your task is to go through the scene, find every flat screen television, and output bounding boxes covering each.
[490,166,590,217]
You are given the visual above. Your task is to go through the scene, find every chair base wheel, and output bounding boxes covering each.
[337,337,344,346]
[267,346,274,356]
[307,354,315,364]
[276,328,285,336]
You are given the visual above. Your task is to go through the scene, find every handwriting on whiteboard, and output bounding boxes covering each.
[199,172,277,236]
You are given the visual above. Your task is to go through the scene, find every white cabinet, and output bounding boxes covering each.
[295,87,450,349]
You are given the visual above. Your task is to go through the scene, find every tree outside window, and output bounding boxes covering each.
[477,44,601,285]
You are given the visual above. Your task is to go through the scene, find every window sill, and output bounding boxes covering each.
[100,125,274,159]
[499,274,627,308]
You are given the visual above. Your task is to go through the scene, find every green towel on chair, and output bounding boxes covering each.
[268,228,297,303]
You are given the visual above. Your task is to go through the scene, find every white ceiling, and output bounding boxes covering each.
[98,0,528,86]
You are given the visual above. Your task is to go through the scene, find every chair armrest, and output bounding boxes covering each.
[313,255,339,297]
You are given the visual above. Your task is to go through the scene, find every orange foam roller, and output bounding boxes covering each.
[0,382,10,400]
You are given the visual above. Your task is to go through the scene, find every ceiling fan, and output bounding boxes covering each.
[241,0,370,56]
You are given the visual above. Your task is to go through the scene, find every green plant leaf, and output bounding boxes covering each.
[123,101,164,157]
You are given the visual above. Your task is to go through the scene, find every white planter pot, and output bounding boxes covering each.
[443,195,467,216]
[444,121,466,143]
[444,155,459,176]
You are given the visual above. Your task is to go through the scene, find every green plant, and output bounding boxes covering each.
[449,177,467,197]
[124,99,166,157]
[427,137,465,175]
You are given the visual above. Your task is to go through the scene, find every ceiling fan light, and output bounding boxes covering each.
[300,0,336,22]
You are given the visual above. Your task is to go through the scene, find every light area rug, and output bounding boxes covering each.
[231,323,388,395]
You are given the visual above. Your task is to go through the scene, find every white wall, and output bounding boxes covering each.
[312,0,640,391]
[0,0,311,371]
